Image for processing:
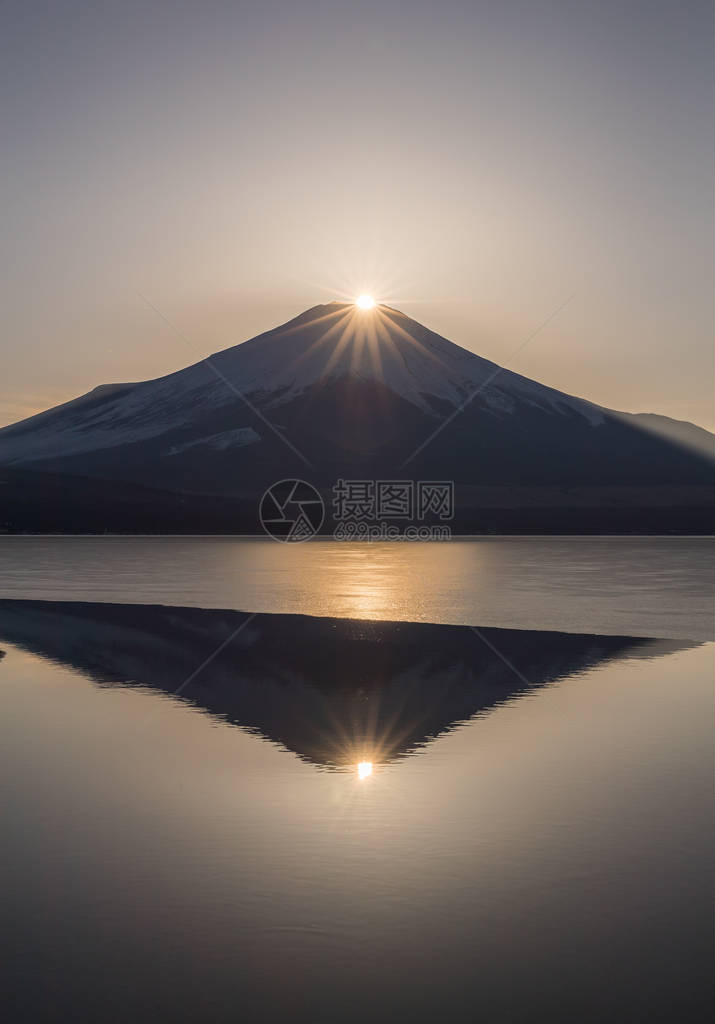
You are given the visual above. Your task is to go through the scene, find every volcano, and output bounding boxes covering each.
[0,600,692,768]
[0,302,713,532]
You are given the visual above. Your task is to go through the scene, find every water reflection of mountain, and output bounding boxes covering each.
[0,600,694,770]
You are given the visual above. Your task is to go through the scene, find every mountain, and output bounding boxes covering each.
[0,600,692,768]
[0,302,713,532]
[623,412,715,460]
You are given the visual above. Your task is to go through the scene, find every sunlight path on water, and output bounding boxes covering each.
[0,536,714,640]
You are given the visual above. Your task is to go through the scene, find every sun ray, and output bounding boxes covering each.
[244,299,455,409]
[374,315,413,377]
[378,307,451,371]
[289,308,356,371]
[273,305,349,340]
[316,312,359,380]
[350,320,368,374]
[364,315,386,386]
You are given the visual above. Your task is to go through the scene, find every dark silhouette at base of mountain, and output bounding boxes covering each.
[1,466,713,534]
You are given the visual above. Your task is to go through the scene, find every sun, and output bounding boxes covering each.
[356,294,376,310]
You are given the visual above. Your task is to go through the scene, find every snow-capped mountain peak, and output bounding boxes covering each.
[0,302,711,498]
[211,301,602,420]
[0,301,601,466]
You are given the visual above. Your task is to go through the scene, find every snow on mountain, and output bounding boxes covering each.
[164,427,260,456]
[212,302,606,422]
[0,302,608,466]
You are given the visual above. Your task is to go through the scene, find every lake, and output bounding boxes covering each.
[1,537,714,1021]
[1,535,714,639]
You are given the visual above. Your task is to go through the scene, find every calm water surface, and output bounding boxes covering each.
[1,537,714,1021]
[1,535,713,638]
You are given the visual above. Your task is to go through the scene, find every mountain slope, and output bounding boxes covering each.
[627,412,715,460]
[0,302,605,464]
[0,302,712,514]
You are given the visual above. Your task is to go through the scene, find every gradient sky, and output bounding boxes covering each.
[2,0,714,430]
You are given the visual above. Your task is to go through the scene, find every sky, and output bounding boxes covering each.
[2,0,714,430]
